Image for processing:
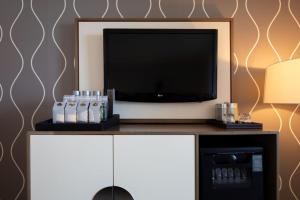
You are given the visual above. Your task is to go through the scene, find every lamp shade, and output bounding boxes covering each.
[264,58,300,104]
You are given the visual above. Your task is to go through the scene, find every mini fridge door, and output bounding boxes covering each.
[200,147,264,200]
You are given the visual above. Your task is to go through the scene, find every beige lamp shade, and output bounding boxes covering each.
[264,58,300,104]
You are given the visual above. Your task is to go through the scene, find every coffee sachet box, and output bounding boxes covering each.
[52,102,66,123]
[77,101,89,123]
[89,101,101,123]
[65,102,77,123]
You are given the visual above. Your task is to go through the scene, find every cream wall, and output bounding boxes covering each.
[78,21,231,119]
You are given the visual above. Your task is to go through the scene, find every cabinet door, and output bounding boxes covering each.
[114,135,195,200]
[30,135,113,200]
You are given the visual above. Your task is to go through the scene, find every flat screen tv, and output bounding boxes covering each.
[103,28,218,102]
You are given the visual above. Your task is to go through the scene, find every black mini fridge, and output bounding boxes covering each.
[200,147,264,200]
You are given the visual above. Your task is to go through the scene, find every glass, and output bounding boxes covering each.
[239,113,251,123]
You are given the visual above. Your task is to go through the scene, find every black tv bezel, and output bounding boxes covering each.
[103,28,218,103]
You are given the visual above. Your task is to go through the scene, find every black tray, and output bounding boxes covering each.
[209,119,263,129]
[35,114,120,131]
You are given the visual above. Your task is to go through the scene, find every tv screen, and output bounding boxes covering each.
[103,28,218,102]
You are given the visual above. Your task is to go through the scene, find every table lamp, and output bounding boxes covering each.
[264,58,300,104]
[264,58,300,199]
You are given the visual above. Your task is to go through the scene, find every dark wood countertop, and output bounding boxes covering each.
[29,123,278,135]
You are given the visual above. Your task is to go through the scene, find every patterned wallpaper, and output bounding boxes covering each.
[0,0,300,199]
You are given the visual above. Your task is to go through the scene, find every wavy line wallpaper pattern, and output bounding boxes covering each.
[30,0,46,131]
[0,24,4,165]
[0,0,300,199]
[9,0,25,199]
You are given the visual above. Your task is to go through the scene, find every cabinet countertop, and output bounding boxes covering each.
[29,124,278,135]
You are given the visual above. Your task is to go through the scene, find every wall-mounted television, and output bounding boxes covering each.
[103,28,218,102]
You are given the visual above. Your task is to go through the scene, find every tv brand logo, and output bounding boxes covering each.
[157,94,163,98]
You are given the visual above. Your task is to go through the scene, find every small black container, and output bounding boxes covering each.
[35,114,120,131]
[209,119,263,129]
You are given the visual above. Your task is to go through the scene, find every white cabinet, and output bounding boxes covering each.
[114,135,195,200]
[30,134,195,200]
[30,135,113,200]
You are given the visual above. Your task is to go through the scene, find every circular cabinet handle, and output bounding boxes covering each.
[93,186,134,200]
